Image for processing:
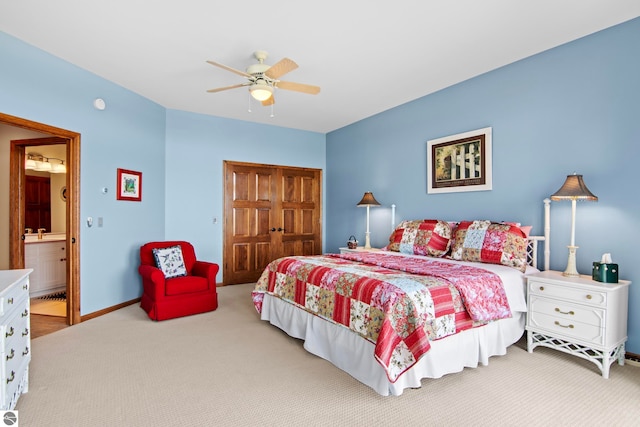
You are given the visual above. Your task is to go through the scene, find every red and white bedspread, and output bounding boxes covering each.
[252,252,512,382]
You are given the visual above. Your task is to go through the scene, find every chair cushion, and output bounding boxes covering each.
[152,245,187,278]
[165,275,209,296]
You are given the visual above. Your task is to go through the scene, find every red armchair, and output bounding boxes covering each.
[138,241,219,321]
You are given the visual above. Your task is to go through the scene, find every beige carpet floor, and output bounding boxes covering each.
[17,283,640,426]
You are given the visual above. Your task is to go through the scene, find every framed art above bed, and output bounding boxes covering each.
[427,127,492,194]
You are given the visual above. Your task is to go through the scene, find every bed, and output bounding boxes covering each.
[252,201,551,396]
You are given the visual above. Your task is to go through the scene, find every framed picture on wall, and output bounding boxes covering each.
[116,168,142,201]
[427,127,492,194]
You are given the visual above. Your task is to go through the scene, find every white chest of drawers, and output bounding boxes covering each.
[526,270,630,378]
[0,269,32,410]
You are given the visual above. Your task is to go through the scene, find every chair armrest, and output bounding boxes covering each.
[192,261,220,287]
[138,264,166,299]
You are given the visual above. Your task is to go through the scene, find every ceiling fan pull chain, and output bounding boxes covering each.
[270,102,275,118]
[248,93,252,113]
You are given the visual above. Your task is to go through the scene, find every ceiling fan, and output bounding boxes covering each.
[206,51,320,106]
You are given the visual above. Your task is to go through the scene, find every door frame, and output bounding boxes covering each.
[2,112,81,325]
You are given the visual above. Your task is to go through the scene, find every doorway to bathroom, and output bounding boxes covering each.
[1,112,81,326]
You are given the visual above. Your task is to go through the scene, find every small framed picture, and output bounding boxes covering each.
[427,127,492,194]
[116,168,142,201]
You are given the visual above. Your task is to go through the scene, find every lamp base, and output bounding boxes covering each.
[562,245,580,277]
[364,232,372,249]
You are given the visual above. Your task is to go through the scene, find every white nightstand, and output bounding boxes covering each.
[526,270,631,378]
[338,247,381,254]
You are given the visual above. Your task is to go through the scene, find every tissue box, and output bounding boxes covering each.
[592,262,618,283]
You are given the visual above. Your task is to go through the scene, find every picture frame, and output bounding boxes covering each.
[427,127,492,194]
[116,168,142,201]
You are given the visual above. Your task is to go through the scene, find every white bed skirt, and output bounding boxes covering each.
[260,294,525,396]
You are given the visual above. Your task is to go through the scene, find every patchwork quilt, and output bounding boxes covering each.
[252,252,511,382]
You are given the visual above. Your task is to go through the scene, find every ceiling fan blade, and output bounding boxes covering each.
[206,60,252,78]
[275,80,321,95]
[264,58,298,79]
[261,96,275,106]
[206,83,249,93]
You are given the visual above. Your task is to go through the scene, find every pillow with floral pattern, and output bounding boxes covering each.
[449,220,528,272]
[386,219,452,257]
[152,245,187,278]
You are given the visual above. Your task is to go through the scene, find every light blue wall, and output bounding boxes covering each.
[164,109,326,270]
[326,18,640,353]
[0,31,167,314]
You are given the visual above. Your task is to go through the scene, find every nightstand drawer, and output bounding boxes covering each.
[529,295,604,327]
[528,280,607,308]
[528,310,604,345]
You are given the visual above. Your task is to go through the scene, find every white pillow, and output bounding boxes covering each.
[152,245,187,278]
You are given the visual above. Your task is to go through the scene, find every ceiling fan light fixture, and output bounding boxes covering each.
[250,84,273,101]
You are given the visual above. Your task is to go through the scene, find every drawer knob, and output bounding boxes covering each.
[5,349,14,361]
[586,294,592,300]
[6,370,14,384]
[22,309,29,317]
[23,284,28,290]
[7,298,13,305]
[22,347,30,357]
[22,328,29,337]
[539,286,544,291]
[555,308,575,315]
[554,321,574,329]
[5,327,14,338]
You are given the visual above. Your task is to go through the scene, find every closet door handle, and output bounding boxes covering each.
[277,227,285,232]
[270,228,276,232]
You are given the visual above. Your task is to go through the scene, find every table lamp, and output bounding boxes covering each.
[357,192,381,249]
[550,173,598,276]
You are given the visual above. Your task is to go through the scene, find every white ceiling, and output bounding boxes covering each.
[1,1,639,134]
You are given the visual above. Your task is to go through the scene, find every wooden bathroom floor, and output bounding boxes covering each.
[30,299,66,317]
[30,314,68,339]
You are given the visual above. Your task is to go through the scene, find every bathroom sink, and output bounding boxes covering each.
[24,234,66,243]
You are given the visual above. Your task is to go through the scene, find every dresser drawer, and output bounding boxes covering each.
[3,302,30,356]
[528,280,607,308]
[0,269,32,410]
[528,310,604,345]
[529,295,604,328]
[0,279,29,317]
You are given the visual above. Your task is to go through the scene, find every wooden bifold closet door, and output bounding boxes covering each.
[223,161,322,285]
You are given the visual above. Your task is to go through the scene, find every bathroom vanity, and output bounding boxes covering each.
[24,233,66,298]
